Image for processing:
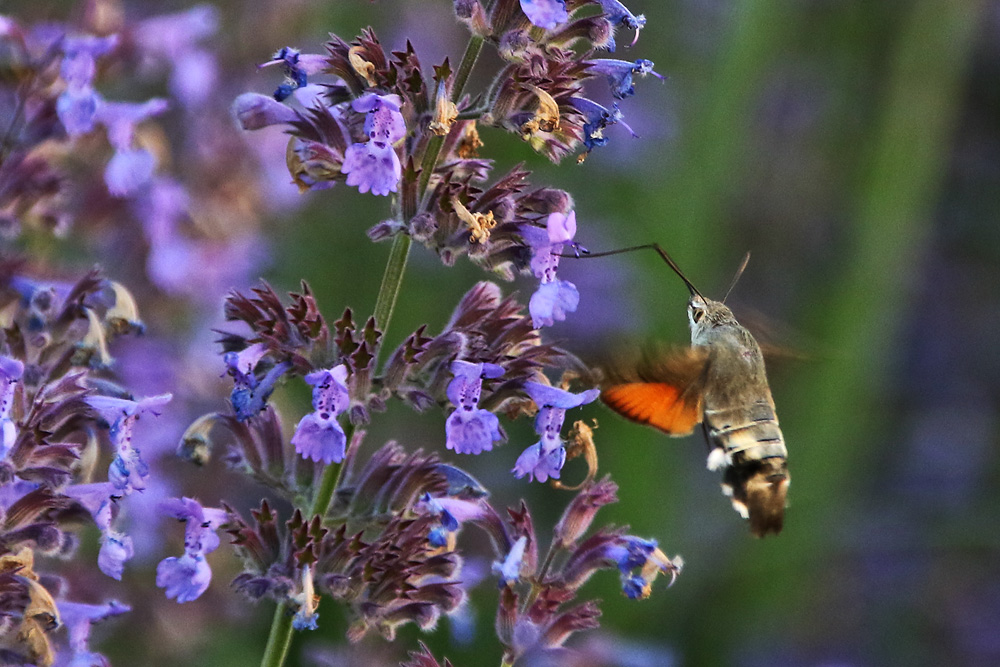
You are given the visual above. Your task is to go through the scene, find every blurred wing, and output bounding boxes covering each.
[602,382,703,435]
[600,346,709,436]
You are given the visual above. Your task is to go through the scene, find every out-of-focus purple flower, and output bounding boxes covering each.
[57,599,130,665]
[520,0,568,29]
[291,365,350,464]
[97,99,169,150]
[156,553,211,603]
[259,47,328,101]
[56,88,101,136]
[493,535,528,587]
[0,356,23,458]
[56,34,117,135]
[587,58,663,99]
[98,531,134,580]
[86,393,172,494]
[596,0,647,50]
[232,92,299,130]
[156,497,227,603]
[445,360,505,455]
[513,382,599,483]
[341,93,405,196]
[523,211,581,328]
[104,147,156,197]
[133,5,220,106]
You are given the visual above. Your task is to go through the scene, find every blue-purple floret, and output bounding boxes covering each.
[445,360,505,455]
[156,497,227,603]
[341,93,405,196]
[587,58,663,99]
[291,364,351,464]
[519,0,568,29]
[512,382,599,483]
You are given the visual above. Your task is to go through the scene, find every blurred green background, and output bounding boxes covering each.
[9,0,1000,665]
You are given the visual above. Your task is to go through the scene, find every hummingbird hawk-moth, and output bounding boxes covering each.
[594,245,789,537]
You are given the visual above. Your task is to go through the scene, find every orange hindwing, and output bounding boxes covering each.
[599,346,710,436]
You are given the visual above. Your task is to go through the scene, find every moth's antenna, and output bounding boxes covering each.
[722,252,751,304]
[560,242,704,300]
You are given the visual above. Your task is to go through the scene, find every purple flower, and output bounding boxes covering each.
[56,87,100,136]
[156,553,212,603]
[291,365,350,464]
[96,99,169,150]
[133,6,220,106]
[493,535,528,586]
[157,497,227,603]
[63,482,117,532]
[258,47,328,101]
[87,393,172,494]
[105,147,157,197]
[56,34,117,135]
[570,97,637,153]
[524,211,581,328]
[0,356,23,458]
[513,382,599,483]
[445,361,505,455]
[587,58,663,99]
[595,0,647,50]
[341,93,405,196]
[529,280,580,329]
[223,347,291,421]
[232,92,299,130]
[520,0,568,29]
[98,531,134,580]
[57,599,130,663]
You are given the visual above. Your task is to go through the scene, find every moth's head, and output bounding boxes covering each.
[687,295,737,333]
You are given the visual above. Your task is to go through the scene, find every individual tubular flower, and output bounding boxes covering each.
[513,382,599,483]
[341,93,405,196]
[520,0,568,30]
[587,58,663,99]
[561,532,682,599]
[418,493,493,550]
[493,535,528,587]
[523,210,580,329]
[232,92,300,130]
[445,360,505,455]
[292,565,320,630]
[595,0,647,50]
[570,97,637,156]
[56,599,131,666]
[156,497,228,603]
[95,98,169,196]
[0,356,23,459]
[291,364,350,464]
[56,34,118,136]
[86,393,172,494]
[223,344,291,421]
[258,47,328,101]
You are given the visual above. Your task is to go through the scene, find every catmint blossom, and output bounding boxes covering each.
[96,99,169,196]
[86,393,172,494]
[259,47,328,101]
[98,531,134,581]
[56,34,118,136]
[232,92,299,130]
[587,58,663,99]
[493,535,528,587]
[596,0,647,50]
[156,497,227,603]
[570,97,637,154]
[513,382,599,483]
[0,356,23,458]
[524,210,580,328]
[520,0,568,29]
[445,360,505,455]
[224,344,291,421]
[56,599,131,665]
[341,93,405,196]
[291,364,350,464]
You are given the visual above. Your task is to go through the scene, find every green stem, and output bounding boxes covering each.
[259,603,294,667]
[372,233,412,335]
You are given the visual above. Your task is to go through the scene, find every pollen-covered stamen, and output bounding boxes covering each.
[452,197,497,243]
